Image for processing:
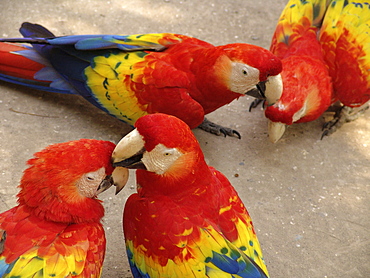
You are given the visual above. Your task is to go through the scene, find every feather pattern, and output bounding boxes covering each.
[0,22,282,131]
[262,0,369,142]
[265,0,333,126]
[0,139,117,277]
[115,114,269,277]
[319,0,370,107]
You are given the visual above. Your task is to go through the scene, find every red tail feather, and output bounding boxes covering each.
[0,42,45,81]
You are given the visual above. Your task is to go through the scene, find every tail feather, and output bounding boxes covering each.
[0,43,45,81]
[0,42,75,94]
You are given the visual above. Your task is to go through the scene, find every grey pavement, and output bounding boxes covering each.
[0,1,369,277]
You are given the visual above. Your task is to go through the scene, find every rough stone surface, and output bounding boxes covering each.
[0,1,369,277]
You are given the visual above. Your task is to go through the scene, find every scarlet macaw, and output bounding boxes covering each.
[0,22,283,138]
[112,113,269,277]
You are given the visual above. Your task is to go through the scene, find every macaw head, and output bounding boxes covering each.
[112,114,208,194]
[217,43,283,103]
[264,56,332,143]
[17,139,128,223]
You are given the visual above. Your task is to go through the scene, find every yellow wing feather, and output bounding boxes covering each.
[127,222,267,278]
[319,0,370,105]
[84,51,149,125]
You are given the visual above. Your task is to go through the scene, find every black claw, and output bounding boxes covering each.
[249,99,264,112]
[197,118,241,139]
[321,130,329,140]
[321,103,368,138]
[233,130,241,139]
[322,118,338,131]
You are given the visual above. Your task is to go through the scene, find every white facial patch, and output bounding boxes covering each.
[142,144,183,175]
[229,62,260,94]
[77,167,106,198]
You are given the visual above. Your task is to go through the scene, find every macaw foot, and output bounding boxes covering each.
[248,99,265,112]
[198,118,241,139]
[321,103,369,139]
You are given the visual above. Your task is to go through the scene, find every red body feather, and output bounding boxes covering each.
[319,2,370,107]
[266,2,333,125]
[0,24,282,133]
[116,114,269,277]
[0,139,115,277]
[262,0,369,142]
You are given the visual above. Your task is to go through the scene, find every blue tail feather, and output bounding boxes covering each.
[0,73,74,94]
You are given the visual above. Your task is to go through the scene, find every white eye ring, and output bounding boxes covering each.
[242,69,248,75]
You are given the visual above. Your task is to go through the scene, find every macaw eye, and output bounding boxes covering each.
[242,69,248,75]
[85,172,98,181]
[163,149,176,156]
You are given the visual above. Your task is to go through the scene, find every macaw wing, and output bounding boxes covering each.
[270,0,330,58]
[1,22,203,126]
[16,22,182,52]
[47,34,178,52]
[210,168,269,277]
[82,48,205,127]
[0,227,104,278]
[0,208,105,278]
[124,194,268,278]
[319,0,370,107]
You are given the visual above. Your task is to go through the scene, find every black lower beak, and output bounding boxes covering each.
[112,153,147,170]
[246,81,267,99]
[96,175,114,195]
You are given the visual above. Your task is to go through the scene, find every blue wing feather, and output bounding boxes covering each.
[126,247,151,278]
[209,250,268,278]
[0,257,15,277]
[0,22,179,122]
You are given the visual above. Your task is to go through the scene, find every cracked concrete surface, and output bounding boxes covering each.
[0,0,369,277]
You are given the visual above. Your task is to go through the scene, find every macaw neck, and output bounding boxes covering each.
[162,43,240,114]
[18,194,105,224]
[188,47,241,114]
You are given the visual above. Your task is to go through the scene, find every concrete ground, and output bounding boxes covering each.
[0,0,369,277]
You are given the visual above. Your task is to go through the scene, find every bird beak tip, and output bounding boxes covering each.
[111,167,130,195]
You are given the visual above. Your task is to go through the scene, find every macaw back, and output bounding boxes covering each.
[319,0,370,107]
[0,27,212,128]
[82,33,217,128]
[264,0,333,142]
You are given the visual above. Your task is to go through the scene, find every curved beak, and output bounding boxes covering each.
[112,128,147,170]
[268,120,286,143]
[265,74,283,106]
[111,167,129,195]
[96,175,114,195]
[246,81,266,99]
[246,74,283,105]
